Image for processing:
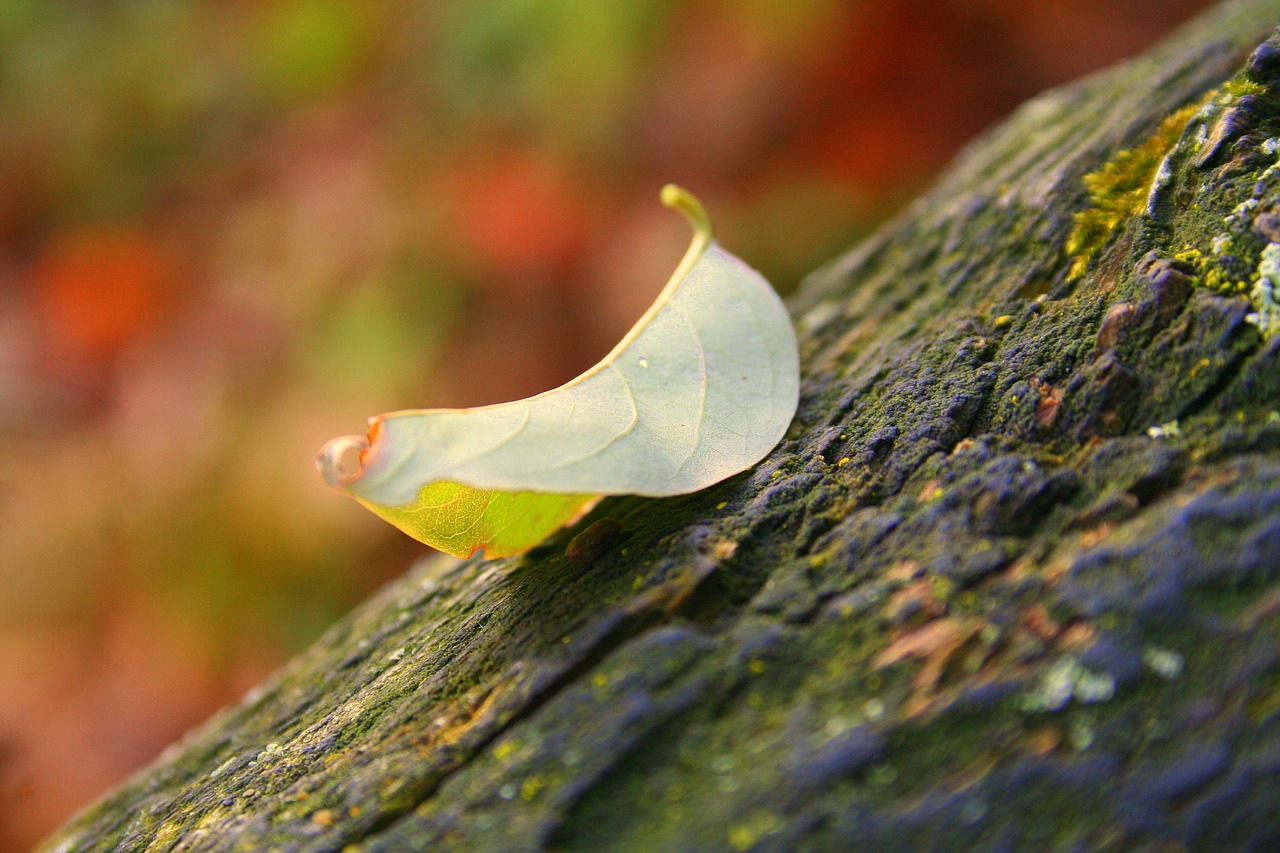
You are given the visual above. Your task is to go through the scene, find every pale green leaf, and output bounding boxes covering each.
[317,185,799,558]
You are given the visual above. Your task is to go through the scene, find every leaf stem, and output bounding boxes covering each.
[661,185,713,288]
[661,184,713,241]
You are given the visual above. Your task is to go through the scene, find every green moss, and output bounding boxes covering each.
[1223,78,1267,98]
[1066,99,1209,281]
[1247,668,1280,722]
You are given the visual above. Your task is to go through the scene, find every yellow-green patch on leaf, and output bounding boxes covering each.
[357,483,596,559]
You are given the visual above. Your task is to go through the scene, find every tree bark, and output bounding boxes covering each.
[44,2,1280,850]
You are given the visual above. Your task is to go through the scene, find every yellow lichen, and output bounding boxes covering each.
[1066,98,1211,281]
[727,810,783,851]
[1173,248,1205,267]
[519,775,546,800]
[1175,247,1251,295]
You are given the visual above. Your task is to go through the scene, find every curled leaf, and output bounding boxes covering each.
[317,185,799,558]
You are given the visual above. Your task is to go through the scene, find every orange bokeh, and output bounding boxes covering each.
[34,230,174,363]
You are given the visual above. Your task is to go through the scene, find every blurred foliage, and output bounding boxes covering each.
[0,0,1215,847]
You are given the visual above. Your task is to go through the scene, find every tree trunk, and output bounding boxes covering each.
[43,2,1280,850]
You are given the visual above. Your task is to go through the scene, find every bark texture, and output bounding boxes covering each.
[44,2,1280,850]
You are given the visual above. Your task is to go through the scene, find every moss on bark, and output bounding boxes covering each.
[42,2,1280,850]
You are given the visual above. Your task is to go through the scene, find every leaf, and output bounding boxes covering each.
[316,185,800,559]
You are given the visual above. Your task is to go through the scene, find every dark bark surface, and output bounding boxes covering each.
[44,2,1280,850]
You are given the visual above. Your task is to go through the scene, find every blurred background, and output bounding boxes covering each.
[0,0,1215,847]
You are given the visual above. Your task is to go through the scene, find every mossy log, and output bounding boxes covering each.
[45,2,1280,850]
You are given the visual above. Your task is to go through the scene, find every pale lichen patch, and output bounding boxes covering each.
[1246,242,1280,336]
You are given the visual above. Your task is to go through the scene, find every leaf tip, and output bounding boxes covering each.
[316,434,370,488]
